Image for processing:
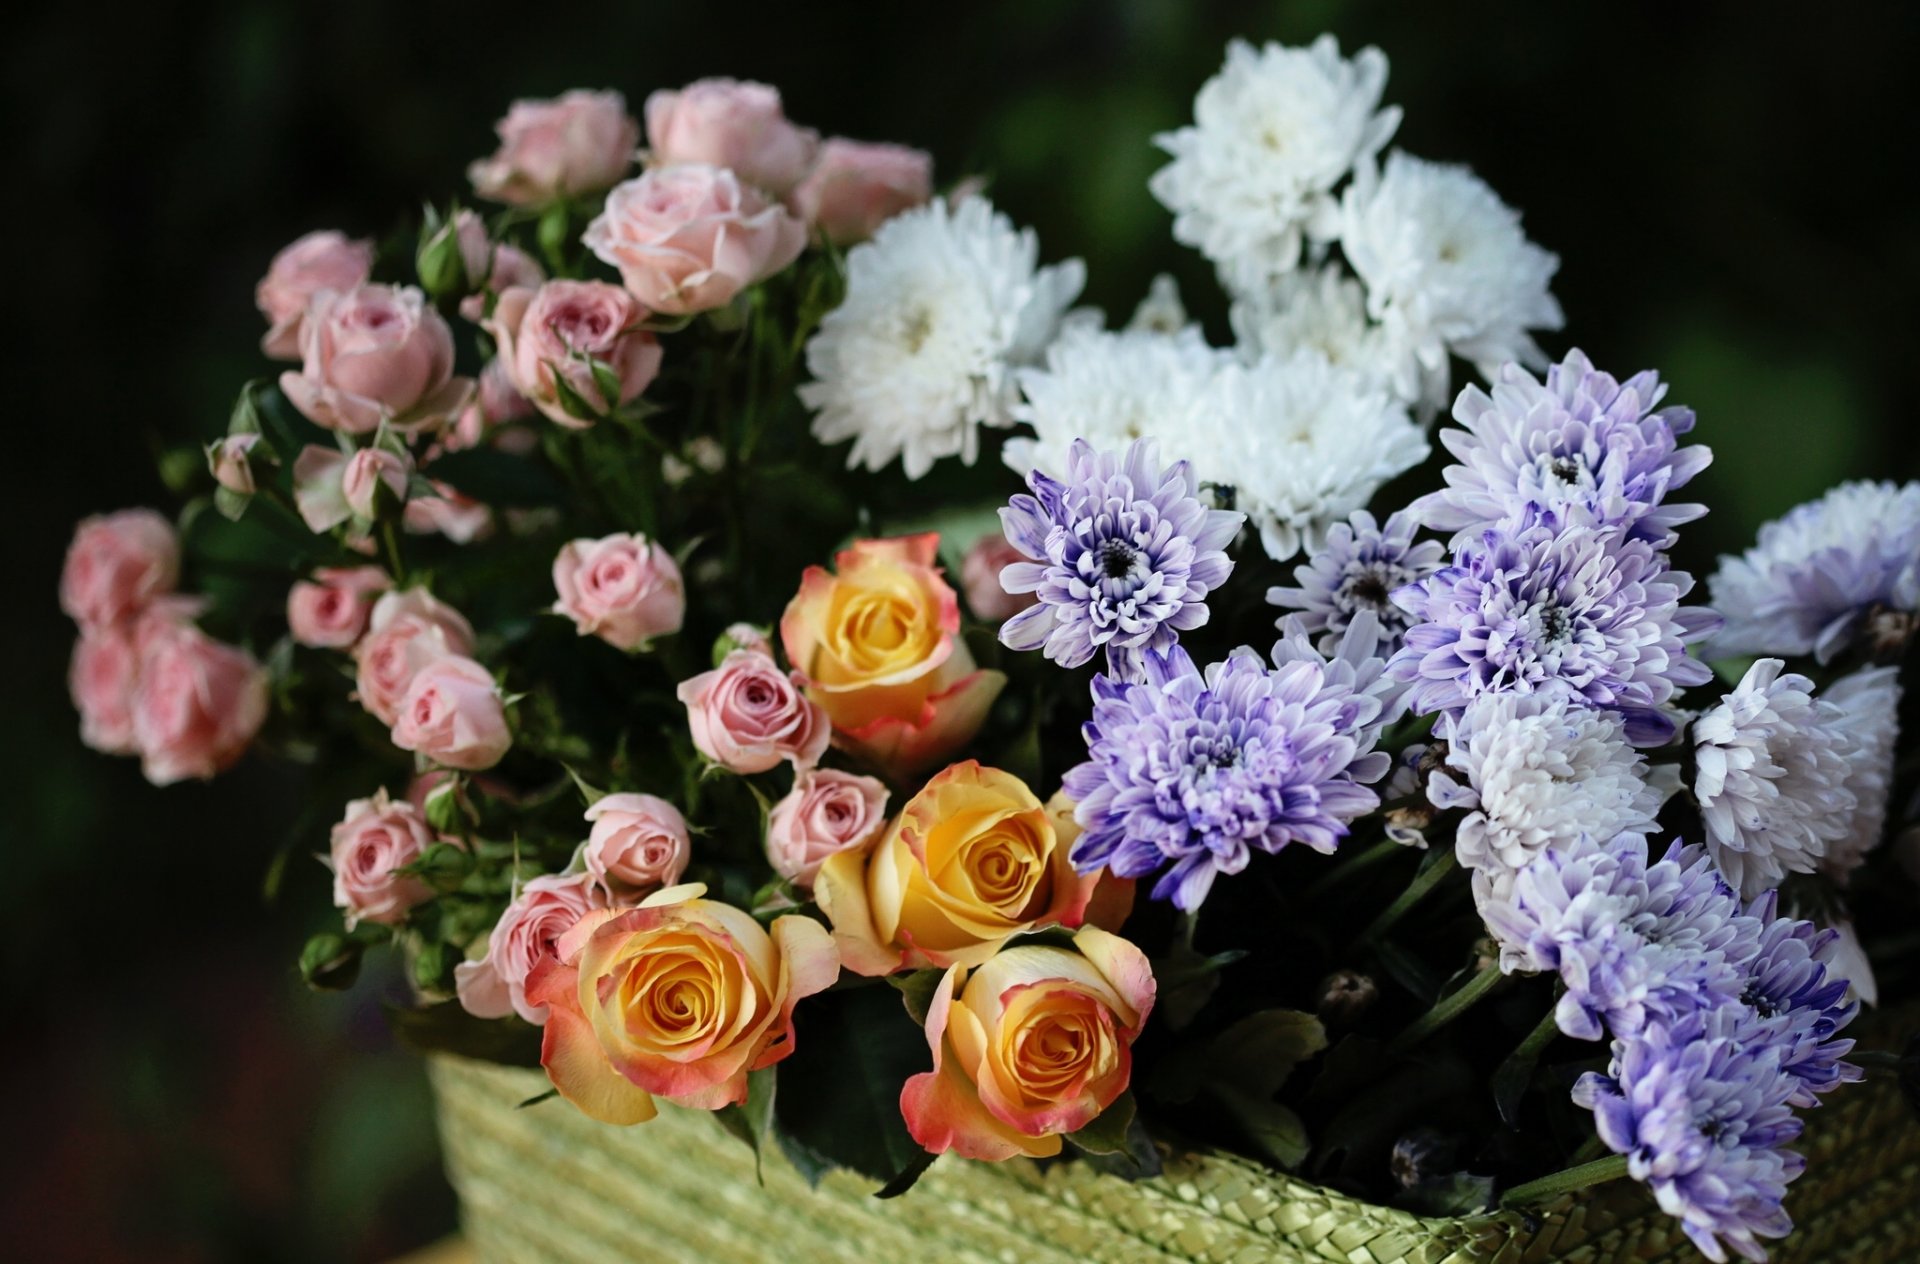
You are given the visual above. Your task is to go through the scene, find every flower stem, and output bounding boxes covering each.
[1358,847,1457,944]
[381,521,407,584]
[1302,835,1400,900]
[1390,961,1502,1052]
[1499,1154,1630,1209]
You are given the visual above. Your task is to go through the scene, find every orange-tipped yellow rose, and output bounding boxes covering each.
[815,761,1099,976]
[526,884,839,1125]
[900,928,1156,1161]
[780,534,1005,777]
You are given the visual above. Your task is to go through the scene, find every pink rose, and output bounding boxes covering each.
[404,482,494,544]
[131,620,268,786]
[256,230,374,360]
[353,589,475,725]
[766,769,890,888]
[287,566,390,649]
[961,531,1040,622]
[644,78,819,196]
[468,90,639,207]
[329,788,446,928]
[391,654,512,771]
[581,793,691,899]
[446,358,535,452]
[341,446,414,519]
[280,284,470,434]
[676,649,830,774]
[60,509,179,629]
[448,210,547,323]
[551,533,685,650]
[718,622,775,661]
[455,872,607,1024]
[207,434,262,495]
[69,623,141,754]
[489,281,663,428]
[583,165,806,315]
[790,138,933,245]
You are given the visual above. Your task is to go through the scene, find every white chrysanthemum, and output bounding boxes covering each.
[1692,658,1859,900]
[1338,151,1563,414]
[1125,273,1191,335]
[1432,692,1669,897]
[1229,264,1412,396]
[1150,36,1399,292]
[1004,325,1229,479]
[1822,666,1901,880]
[1199,351,1428,560]
[801,197,1085,479]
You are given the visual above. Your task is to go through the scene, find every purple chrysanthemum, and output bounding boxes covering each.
[1413,349,1711,548]
[1388,509,1720,745]
[1735,895,1860,1106]
[999,437,1244,681]
[1063,644,1384,910]
[1573,1005,1804,1264]
[1707,480,1920,664]
[1267,508,1445,656]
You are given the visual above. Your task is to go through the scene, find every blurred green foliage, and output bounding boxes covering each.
[5,2,1916,1259]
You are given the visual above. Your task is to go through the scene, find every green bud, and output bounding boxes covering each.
[299,932,364,991]
[412,940,454,993]
[711,624,773,667]
[536,201,571,266]
[416,217,468,299]
[423,776,465,834]
[157,446,204,495]
[228,382,264,436]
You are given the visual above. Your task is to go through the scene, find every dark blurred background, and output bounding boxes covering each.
[5,3,1916,1260]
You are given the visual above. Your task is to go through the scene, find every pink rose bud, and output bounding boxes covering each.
[581,793,691,899]
[279,284,471,434]
[256,230,374,360]
[60,509,179,629]
[353,589,475,725]
[329,788,447,928]
[488,281,662,428]
[715,622,774,663]
[790,138,933,245]
[676,649,830,774]
[644,78,820,196]
[403,482,493,544]
[391,654,512,771]
[445,210,547,322]
[287,565,390,649]
[207,433,262,495]
[69,622,141,754]
[131,620,269,786]
[962,531,1041,622]
[551,532,685,651]
[766,769,890,888]
[341,446,414,519]
[468,90,640,207]
[583,165,806,315]
[454,872,606,1024]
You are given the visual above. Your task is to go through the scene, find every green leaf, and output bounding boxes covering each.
[773,983,931,1185]
[1372,939,1443,1005]
[300,932,363,991]
[1211,1085,1310,1170]
[424,447,566,507]
[516,1089,559,1110]
[560,763,608,808]
[213,485,253,521]
[1066,1090,1136,1155]
[587,356,624,410]
[1071,1097,1163,1181]
[1148,940,1247,1030]
[885,969,946,1027]
[873,1150,937,1199]
[384,1000,543,1067]
[547,364,605,423]
[1207,1009,1328,1098]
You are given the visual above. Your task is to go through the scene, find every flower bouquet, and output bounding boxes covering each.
[61,36,1920,1264]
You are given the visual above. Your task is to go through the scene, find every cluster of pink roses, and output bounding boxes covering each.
[63,510,267,785]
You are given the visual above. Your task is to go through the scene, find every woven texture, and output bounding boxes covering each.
[431,1013,1920,1264]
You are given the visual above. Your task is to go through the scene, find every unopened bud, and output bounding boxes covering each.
[412,940,454,993]
[1390,1126,1463,1189]
[1862,604,1918,665]
[1315,969,1379,1027]
[713,623,774,665]
[423,776,465,834]
[416,214,468,299]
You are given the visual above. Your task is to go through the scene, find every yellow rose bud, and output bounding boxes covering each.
[780,534,1006,778]
[816,762,1099,976]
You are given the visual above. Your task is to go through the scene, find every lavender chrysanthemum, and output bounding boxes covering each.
[1388,511,1719,745]
[1707,480,1920,663]
[1270,609,1407,769]
[1573,1006,1804,1264]
[1267,508,1445,656]
[1412,349,1711,548]
[1063,644,1384,910]
[999,437,1243,681]
[1736,895,1860,1106]
[1692,659,1858,900]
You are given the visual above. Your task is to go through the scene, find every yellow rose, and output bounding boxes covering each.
[815,761,1098,976]
[779,534,1005,777]
[900,928,1156,1160]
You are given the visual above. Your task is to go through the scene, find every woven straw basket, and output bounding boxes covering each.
[430,1025,1920,1264]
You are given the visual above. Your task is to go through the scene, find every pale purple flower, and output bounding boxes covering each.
[1735,896,1860,1106]
[1573,1005,1804,1264]
[999,438,1243,681]
[1269,609,1407,771]
[1063,643,1384,910]
[1707,480,1920,663]
[1413,349,1710,548]
[1388,509,1719,745]
[1267,508,1445,655]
